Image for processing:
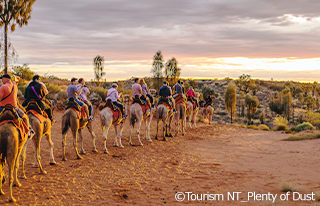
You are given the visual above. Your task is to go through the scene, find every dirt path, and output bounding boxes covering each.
[0,110,319,205]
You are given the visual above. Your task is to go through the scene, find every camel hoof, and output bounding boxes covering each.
[139,143,143,146]
[129,142,133,146]
[104,150,109,154]
[182,133,186,136]
[169,134,173,138]
[13,182,22,187]
[19,175,27,179]
[147,139,152,143]
[80,150,86,155]
[62,157,67,161]
[77,156,83,160]
[165,134,169,137]
[40,170,47,175]
[7,197,16,202]
[113,143,119,147]
[92,148,98,153]
[50,161,57,166]
[163,138,167,141]
[0,190,4,195]
[119,144,124,148]
[33,164,39,168]
[155,136,158,140]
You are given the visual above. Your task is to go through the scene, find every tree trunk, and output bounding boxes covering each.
[231,107,233,124]
[4,22,8,73]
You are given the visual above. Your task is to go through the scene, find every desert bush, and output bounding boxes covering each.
[47,84,61,93]
[274,123,289,131]
[302,112,320,128]
[295,122,314,132]
[280,181,299,192]
[239,124,246,128]
[90,87,108,99]
[274,115,288,125]
[12,64,34,81]
[260,112,265,124]
[18,84,27,95]
[258,124,270,131]
[247,125,258,130]
[282,132,320,141]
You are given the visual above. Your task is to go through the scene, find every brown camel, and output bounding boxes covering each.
[198,105,214,124]
[174,101,186,136]
[61,101,98,161]
[0,111,29,202]
[186,92,200,128]
[155,102,174,141]
[100,95,130,153]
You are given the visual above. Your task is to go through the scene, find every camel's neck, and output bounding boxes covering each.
[124,101,129,114]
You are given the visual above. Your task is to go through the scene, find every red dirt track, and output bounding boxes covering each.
[0,110,319,205]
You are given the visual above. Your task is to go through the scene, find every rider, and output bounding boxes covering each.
[173,80,186,99]
[106,83,128,118]
[67,77,93,121]
[158,81,176,113]
[140,78,154,107]
[132,78,145,104]
[0,74,31,136]
[204,94,213,107]
[77,78,94,120]
[186,86,198,107]
[23,75,54,122]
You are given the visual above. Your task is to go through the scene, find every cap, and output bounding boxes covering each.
[0,74,11,79]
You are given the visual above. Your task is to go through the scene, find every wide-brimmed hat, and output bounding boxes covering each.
[112,83,118,87]
[0,74,11,79]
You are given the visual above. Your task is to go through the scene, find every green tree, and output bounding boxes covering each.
[225,82,237,123]
[202,87,217,99]
[93,55,105,86]
[281,88,292,121]
[12,63,33,80]
[236,74,257,94]
[165,57,181,84]
[0,0,35,73]
[151,50,164,78]
[245,94,259,124]
[304,94,315,111]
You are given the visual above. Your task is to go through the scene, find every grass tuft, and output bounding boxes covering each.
[280,181,299,192]
[247,125,258,130]
[258,124,270,131]
[282,132,320,141]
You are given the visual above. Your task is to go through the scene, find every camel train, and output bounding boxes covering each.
[0,75,214,202]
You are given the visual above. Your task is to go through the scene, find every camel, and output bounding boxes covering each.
[174,96,187,136]
[61,99,98,161]
[198,105,214,124]
[155,97,175,141]
[100,94,130,153]
[0,110,30,202]
[128,90,157,146]
[186,92,200,128]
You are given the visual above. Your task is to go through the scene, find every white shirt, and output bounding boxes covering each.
[76,84,89,101]
[105,87,120,102]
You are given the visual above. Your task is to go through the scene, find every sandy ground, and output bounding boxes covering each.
[0,110,319,206]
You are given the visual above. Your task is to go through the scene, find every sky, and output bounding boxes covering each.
[6,0,320,81]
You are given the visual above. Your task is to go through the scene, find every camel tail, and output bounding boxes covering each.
[0,132,8,163]
[130,113,136,128]
[62,112,70,135]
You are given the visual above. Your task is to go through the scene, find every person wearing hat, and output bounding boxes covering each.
[67,77,92,121]
[76,78,93,120]
[23,75,55,122]
[105,83,127,118]
[0,74,31,135]
[173,79,186,99]
[158,81,176,113]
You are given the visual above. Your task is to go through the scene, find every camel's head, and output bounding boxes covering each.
[123,94,130,104]
[195,92,200,99]
[149,89,157,97]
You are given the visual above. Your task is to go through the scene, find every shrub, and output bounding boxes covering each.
[295,122,314,132]
[274,123,289,131]
[274,115,288,125]
[90,87,108,99]
[283,133,320,141]
[18,84,27,95]
[302,112,320,128]
[280,181,299,192]
[239,124,246,128]
[47,84,61,93]
[123,89,132,99]
[258,124,270,131]
[247,125,258,130]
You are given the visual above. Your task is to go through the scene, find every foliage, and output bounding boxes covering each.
[12,64,34,80]
[258,124,270,131]
[151,50,164,78]
[202,87,217,99]
[90,87,108,99]
[304,94,315,110]
[247,125,258,130]
[123,89,132,99]
[283,132,320,141]
[274,123,289,131]
[17,83,26,95]
[295,122,314,132]
[236,74,257,94]
[47,84,61,93]
[245,94,259,124]
[164,57,181,83]
[274,115,288,125]
[188,79,198,89]
[260,112,265,124]
[118,81,124,93]
[302,112,320,128]
[93,55,105,86]
[224,81,237,123]
[0,0,35,73]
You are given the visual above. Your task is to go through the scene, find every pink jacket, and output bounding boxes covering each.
[186,90,195,98]
[132,83,142,97]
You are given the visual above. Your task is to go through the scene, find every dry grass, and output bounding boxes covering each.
[280,181,299,192]
[282,132,320,141]
[247,125,259,130]
[258,124,270,131]
[314,191,320,201]
[274,123,289,131]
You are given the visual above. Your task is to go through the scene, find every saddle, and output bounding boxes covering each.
[187,96,198,110]
[66,98,81,111]
[133,95,151,116]
[174,93,186,105]
[99,99,118,111]
[159,96,173,110]
[0,104,29,142]
[204,98,213,107]
[26,99,44,116]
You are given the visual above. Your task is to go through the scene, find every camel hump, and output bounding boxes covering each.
[26,99,43,115]
[0,105,18,125]
[66,98,81,111]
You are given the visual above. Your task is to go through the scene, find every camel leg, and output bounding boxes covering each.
[155,120,159,140]
[7,148,17,202]
[45,133,56,165]
[33,134,46,174]
[62,133,67,161]
[103,120,112,153]
[188,111,193,129]
[118,123,124,148]
[136,117,143,146]
[146,117,152,142]
[163,116,167,141]
[19,140,29,179]
[169,115,173,138]
[0,161,4,195]
[79,130,86,155]
[113,125,119,147]
[32,136,39,168]
[182,116,186,136]
[129,123,133,145]
[70,127,82,159]
[193,112,197,127]
[13,145,23,187]
[87,124,98,153]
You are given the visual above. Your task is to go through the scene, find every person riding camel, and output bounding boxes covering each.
[158,81,176,113]
[23,75,55,123]
[204,94,213,107]
[67,77,93,121]
[139,78,154,107]
[186,86,198,107]
[0,74,32,136]
[76,78,94,120]
[106,83,128,118]
[173,80,186,99]
[132,78,146,105]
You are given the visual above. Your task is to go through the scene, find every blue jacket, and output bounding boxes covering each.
[159,85,171,97]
